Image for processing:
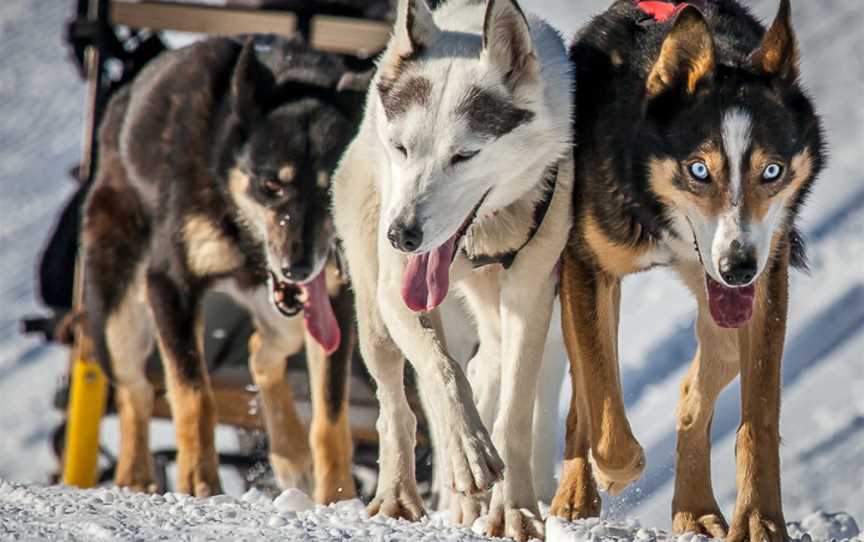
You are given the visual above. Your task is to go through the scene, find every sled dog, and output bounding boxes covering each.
[83,37,369,502]
[332,0,573,539]
[552,2,824,541]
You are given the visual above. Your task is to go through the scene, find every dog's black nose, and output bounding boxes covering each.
[719,243,757,286]
[387,220,423,253]
[282,259,313,283]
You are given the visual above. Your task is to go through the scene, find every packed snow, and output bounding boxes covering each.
[0,481,859,542]
[0,0,861,541]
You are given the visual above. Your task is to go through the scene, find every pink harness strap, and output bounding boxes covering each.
[636,0,706,22]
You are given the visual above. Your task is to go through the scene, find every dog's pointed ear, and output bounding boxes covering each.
[393,0,439,58]
[645,6,715,100]
[748,0,798,81]
[231,38,271,123]
[335,68,375,115]
[481,0,539,91]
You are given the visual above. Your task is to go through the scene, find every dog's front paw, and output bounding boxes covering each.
[672,509,728,539]
[590,439,645,496]
[367,482,425,521]
[727,507,788,542]
[485,506,545,541]
[450,491,489,526]
[549,458,600,521]
[448,430,505,495]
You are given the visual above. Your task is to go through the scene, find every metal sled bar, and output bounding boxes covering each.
[62,0,110,489]
[110,1,390,56]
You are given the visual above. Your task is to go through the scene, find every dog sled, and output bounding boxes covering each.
[22,0,436,499]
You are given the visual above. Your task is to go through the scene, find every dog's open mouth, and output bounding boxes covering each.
[270,273,303,316]
[687,223,756,329]
[400,192,489,312]
[689,236,755,328]
[705,274,755,329]
[268,269,341,355]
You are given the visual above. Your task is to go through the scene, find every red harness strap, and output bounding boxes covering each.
[636,0,706,22]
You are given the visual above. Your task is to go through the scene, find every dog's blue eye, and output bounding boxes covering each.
[451,149,479,166]
[762,163,783,181]
[689,161,710,181]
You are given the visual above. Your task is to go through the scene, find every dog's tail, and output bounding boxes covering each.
[82,86,151,380]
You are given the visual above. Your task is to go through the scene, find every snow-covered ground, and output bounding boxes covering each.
[0,480,860,542]
[0,0,861,540]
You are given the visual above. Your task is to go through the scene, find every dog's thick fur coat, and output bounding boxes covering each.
[332,0,573,539]
[551,2,825,541]
[83,37,368,502]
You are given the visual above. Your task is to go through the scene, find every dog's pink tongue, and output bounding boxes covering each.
[301,270,340,355]
[706,274,756,328]
[401,237,455,312]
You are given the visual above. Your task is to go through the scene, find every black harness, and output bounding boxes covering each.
[464,163,559,270]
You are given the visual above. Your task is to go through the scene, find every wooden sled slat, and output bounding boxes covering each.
[149,367,382,443]
[110,1,390,55]
[310,15,390,57]
[111,2,298,38]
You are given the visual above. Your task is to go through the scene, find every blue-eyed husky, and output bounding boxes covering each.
[553,2,825,542]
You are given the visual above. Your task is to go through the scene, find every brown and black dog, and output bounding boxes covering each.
[83,36,369,502]
[552,1,824,541]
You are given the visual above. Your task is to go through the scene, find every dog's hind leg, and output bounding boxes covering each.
[461,267,502,435]
[103,283,157,493]
[671,263,739,538]
[550,352,601,521]
[557,246,645,495]
[146,270,221,497]
[83,166,155,492]
[306,282,358,504]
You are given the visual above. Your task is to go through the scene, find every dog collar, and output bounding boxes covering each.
[465,163,558,270]
[636,0,706,23]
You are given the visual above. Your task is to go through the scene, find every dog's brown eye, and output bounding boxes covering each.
[394,143,408,158]
[261,179,284,198]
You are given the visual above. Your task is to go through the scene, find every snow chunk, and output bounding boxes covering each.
[241,487,272,507]
[273,488,314,513]
[789,511,861,541]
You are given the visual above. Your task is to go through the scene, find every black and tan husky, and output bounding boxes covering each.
[552,1,825,541]
[83,36,369,502]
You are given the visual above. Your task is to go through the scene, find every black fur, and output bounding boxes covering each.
[570,0,825,268]
[83,36,367,401]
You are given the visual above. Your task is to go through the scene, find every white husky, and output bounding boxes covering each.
[332,0,573,539]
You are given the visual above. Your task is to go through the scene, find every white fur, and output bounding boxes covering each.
[722,108,752,204]
[377,1,572,252]
[332,0,573,537]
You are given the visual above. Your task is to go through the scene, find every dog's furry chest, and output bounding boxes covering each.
[460,169,555,267]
